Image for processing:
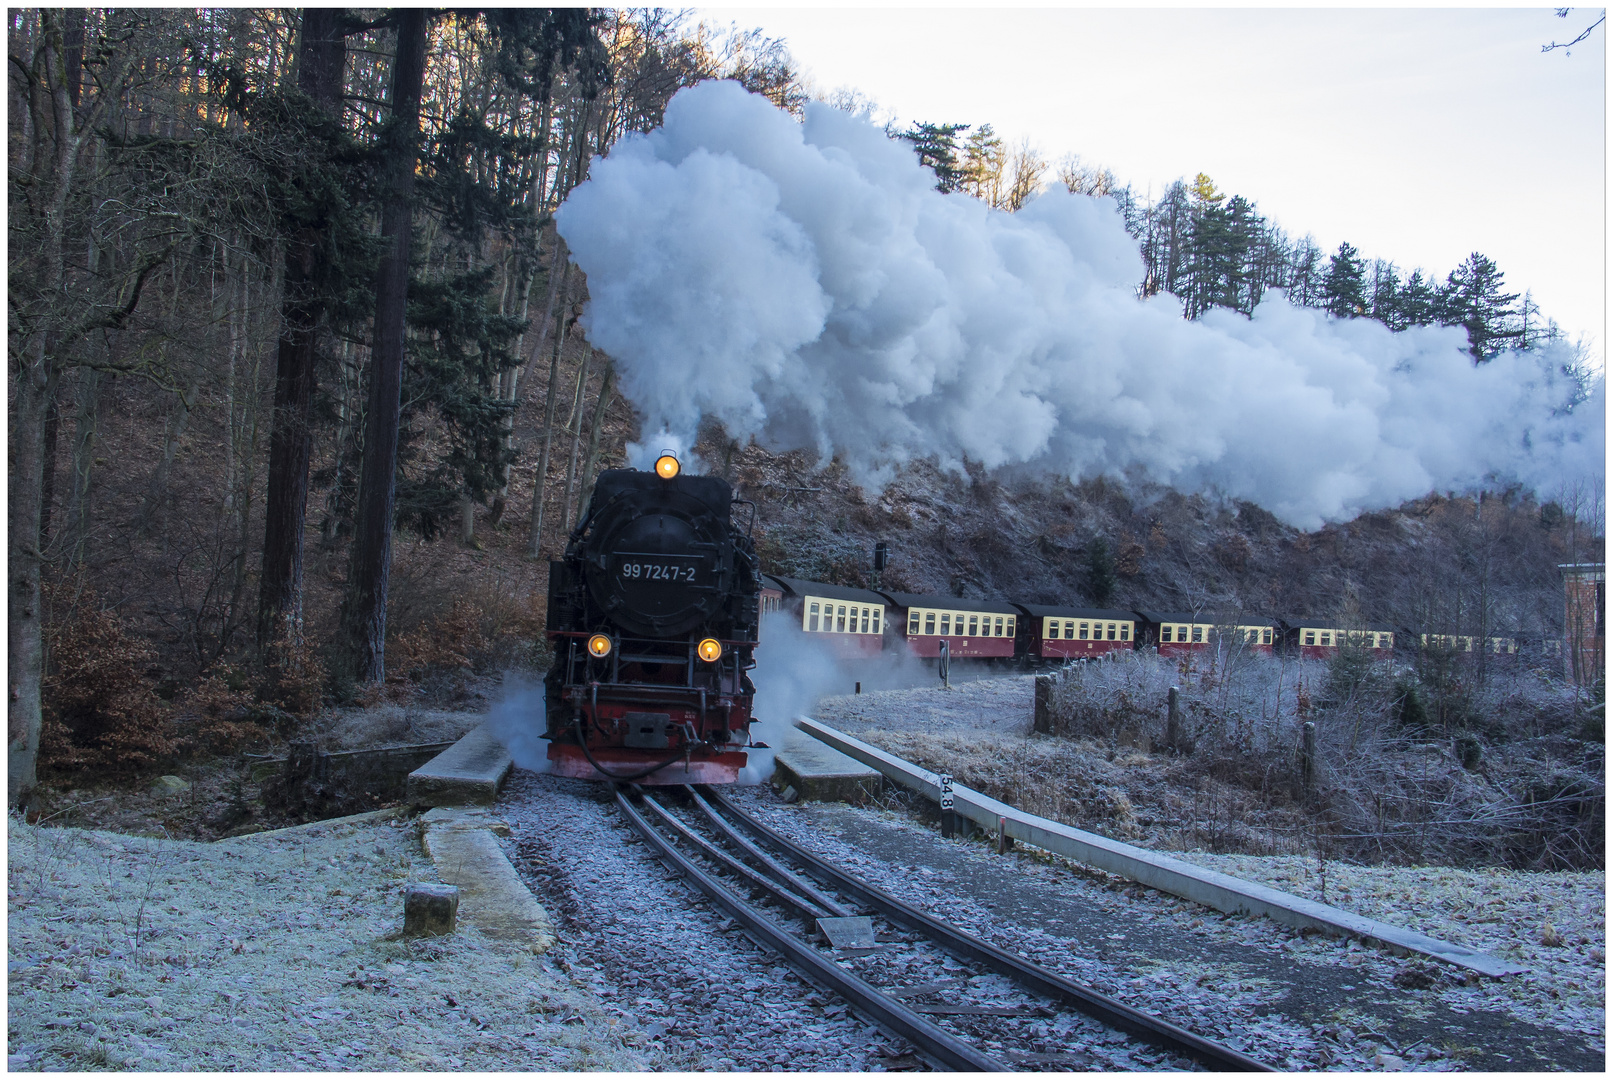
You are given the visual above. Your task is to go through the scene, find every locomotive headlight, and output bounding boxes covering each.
[587,633,614,658]
[654,453,680,479]
[697,637,723,662]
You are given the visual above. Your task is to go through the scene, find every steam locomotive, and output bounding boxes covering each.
[544,453,762,783]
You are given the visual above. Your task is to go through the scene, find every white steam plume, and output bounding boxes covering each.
[556,81,1602,529]
[741,608,961,783]
[484,674,552,774]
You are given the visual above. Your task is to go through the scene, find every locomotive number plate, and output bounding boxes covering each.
[616,552,701,583]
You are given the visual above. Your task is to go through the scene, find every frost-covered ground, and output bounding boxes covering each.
[1171,852,1605,1045]
[807,675,1606,1058]
[7,812,651,1071]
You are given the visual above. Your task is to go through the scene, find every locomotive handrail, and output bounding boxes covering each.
[730,498,757,537]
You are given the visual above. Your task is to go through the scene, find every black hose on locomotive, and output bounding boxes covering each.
[543,454,762,783]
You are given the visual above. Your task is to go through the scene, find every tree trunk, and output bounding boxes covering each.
[575,362,614,522]
[10,337,58,804]
[11,12,83,805]
[527,266,574,558]
[38,360,62,544]
[257,7,347,654]
[338,8,428,685]
[133,376,198,540]
[62,363,101,571]
[559,347,593,535]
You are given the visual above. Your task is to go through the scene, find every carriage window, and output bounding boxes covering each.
[1192,626,1203,643]
[1120,624,1130,641]
[861,609,871,634]
[939,613,951,635]
[964,615,974,636]
[872,610,881,635]
[924,613,935,635]
[809,602,820,632]
[1160,626,1172,643]
[1078,622,1088,639]
[1061,621,1071,639]
[995,617,1004,636]
[837,605,847,632]
[908,612,920,635]
[1263,628,1272,644]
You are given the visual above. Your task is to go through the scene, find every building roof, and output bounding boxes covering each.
[875,591,1021,615]
[763,575,887,606]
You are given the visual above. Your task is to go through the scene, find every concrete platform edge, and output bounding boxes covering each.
[419,807,555,954]
[794,715,1526,978]
[406,724,514,807]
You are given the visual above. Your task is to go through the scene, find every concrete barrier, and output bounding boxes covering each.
[794,716,1525,978]
[406,726,513,807]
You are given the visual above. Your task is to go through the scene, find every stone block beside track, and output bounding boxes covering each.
[772,736,883,804]
[406,725,512,807]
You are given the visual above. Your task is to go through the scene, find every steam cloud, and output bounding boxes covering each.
[484,674,552,774]
[742,608,954,784]
[557,81,1603,528]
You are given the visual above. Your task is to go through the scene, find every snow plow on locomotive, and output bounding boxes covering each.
[543,454,763,783]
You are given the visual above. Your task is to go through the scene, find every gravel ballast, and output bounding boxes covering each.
[7,812,651,1071]
[497,770,925,1071]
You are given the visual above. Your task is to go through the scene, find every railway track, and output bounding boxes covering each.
[613,783,1271,1072]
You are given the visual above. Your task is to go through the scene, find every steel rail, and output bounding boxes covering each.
[612,787,1008,1072]
[637,792,832,925]
[699,786,1273,1073]
[685,786,855,918]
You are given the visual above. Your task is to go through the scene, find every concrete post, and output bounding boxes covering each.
[1166,686,1181,752]
[1300,721,1317,800]
[404,882,459,937]
[1033,674,1055,734]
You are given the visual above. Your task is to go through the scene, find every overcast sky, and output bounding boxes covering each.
[701,6,1606,357]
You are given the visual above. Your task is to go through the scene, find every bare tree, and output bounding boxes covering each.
[257,8,348,655]
[338,9,429,685]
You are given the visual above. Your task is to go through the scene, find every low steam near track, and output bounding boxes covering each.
[556,81,1602,530]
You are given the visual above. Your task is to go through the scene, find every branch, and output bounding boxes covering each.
[69,248,171,339]
[1543,10,1605,51]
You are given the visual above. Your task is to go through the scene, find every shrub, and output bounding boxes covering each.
[40,593,174,774]
[1042,647,1604,869]
[172,666,272,756]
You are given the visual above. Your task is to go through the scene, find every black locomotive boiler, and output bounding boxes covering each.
[544,453,762,782]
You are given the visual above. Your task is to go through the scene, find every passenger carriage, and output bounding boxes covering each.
[1282,619,1395,660]
[762,575,888,659]
[1134,611,1276,657]
[1419,632,1521,657]
[1015,603,1136,662]
[877,591,1019,660]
